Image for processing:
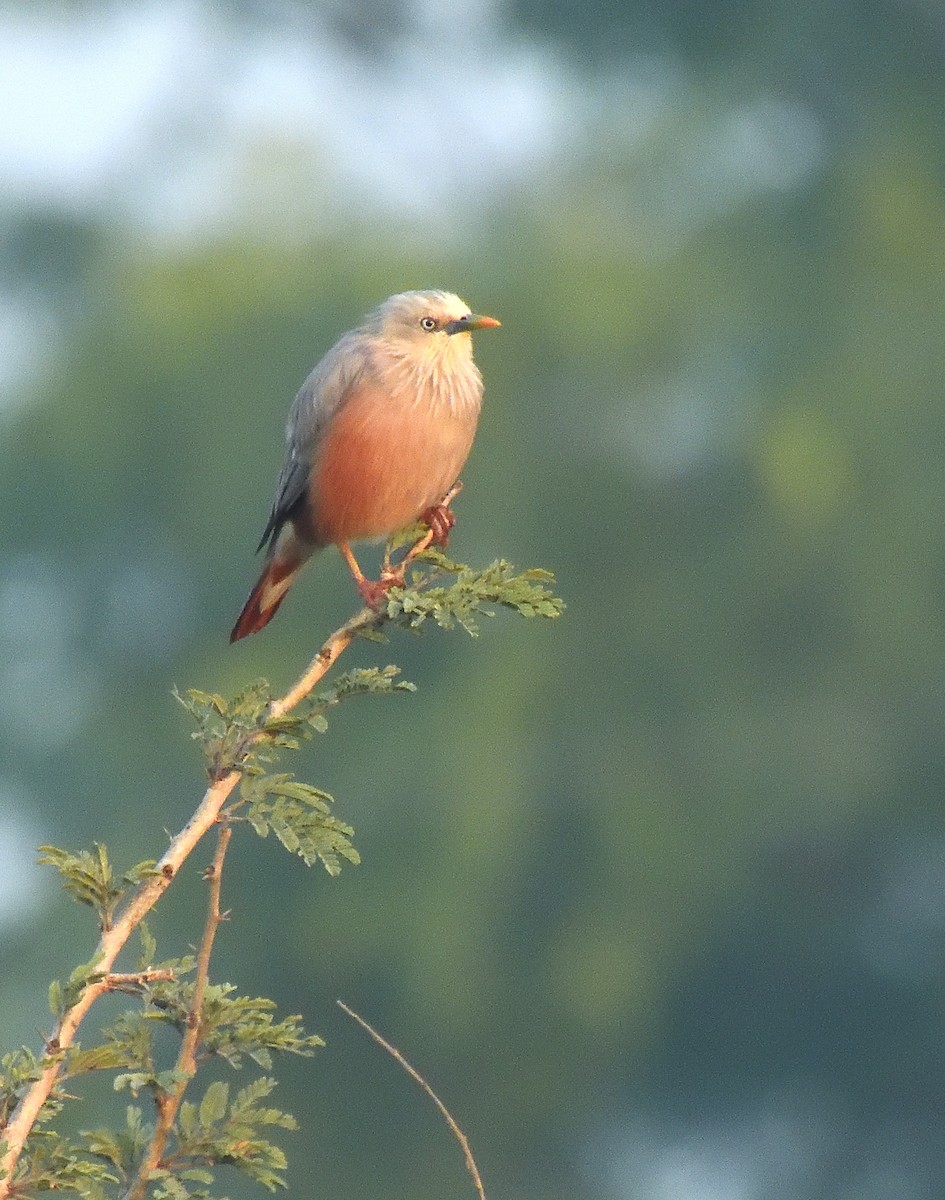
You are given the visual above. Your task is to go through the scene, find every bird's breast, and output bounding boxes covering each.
[308,372,481,546]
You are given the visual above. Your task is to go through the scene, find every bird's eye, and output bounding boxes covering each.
[420,316,437,331]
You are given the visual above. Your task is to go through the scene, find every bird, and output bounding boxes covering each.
[230,289,501,642]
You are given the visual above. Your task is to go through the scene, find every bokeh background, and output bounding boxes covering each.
[3,1,945,1196]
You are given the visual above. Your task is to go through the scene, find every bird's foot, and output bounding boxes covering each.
[356,576,392,611]
[356,566,406,611]
[419,502,457,548]
[417,481,463,551]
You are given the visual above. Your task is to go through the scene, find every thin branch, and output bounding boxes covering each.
[103,971,177,993]
[337,1000,486,1200]
[189,825,231,1062]
[125,823,231,1200]
[0,604,386,1197]
[267,606,376,718]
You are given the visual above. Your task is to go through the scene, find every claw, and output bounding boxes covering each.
[418,480,463,550]
[356,565,407,611]
[357,576,393,611]
[420,503,457,548]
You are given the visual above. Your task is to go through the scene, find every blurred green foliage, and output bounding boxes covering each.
[4,0,945,1196]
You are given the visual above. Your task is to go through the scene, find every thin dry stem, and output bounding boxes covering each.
[0,604,386,1197]
[337,1000,486,1200]
[125,823,232,1200]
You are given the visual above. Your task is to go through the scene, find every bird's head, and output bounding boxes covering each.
[370,290,501,353]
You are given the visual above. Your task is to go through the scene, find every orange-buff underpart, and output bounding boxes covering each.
[310,383,476,545]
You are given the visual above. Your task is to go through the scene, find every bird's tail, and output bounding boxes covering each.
[230,530,313,643]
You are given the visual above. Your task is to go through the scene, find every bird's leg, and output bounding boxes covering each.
[343,484,464,610]
[339,541,394,611]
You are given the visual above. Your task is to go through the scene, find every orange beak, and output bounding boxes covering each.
[445,313,501,335]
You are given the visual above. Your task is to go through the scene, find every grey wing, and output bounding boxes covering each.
[254,447,309,553]
[255,332,371,554]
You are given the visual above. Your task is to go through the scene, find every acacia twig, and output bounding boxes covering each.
[267,606,376,718]
[337,1000,486,1200]
[0,604,385,1196]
